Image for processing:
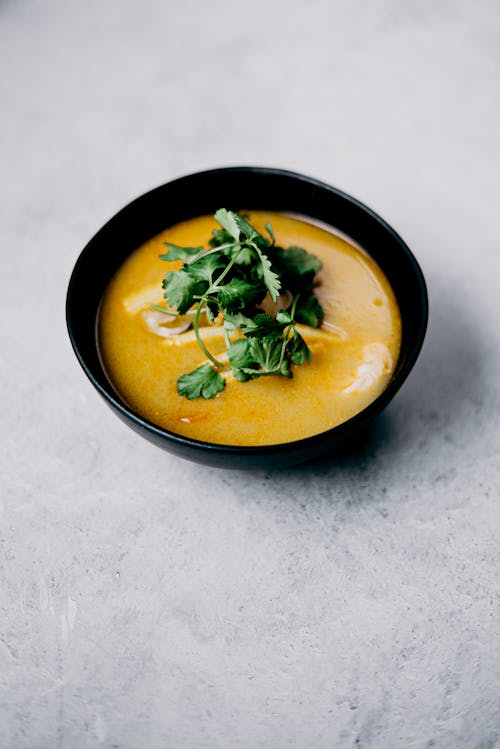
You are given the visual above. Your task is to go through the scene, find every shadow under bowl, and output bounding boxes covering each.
[66,167,428,469]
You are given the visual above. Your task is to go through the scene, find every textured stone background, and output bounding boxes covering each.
[1,1,500,747]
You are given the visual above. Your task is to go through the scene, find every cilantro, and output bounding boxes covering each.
[227,339,257,382]
[294,293,325,328]
[162,269,206,315]
[241,313,284,340]
[158,209,325,398]
[217,278,261,312]
[253,245,281,301]
[228,337,290,381]
[223,311,254,330]
[243,338,292,378]
[159,243,205,262]
[184,253,226,284]
[280,245,322,276]
[177,364,225,399]
[213,208,243,241]
[265,222,275,244]
[288,330,312,365]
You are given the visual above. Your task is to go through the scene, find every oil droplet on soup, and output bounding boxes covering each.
[98,212,401,446]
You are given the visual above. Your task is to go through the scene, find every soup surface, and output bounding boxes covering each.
[99,212,401,445]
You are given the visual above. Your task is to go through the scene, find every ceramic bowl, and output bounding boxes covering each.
[66,167,428,469]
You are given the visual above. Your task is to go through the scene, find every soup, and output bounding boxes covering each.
[98,212,401,446]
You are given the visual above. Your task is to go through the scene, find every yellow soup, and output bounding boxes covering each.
[98,212,401,446]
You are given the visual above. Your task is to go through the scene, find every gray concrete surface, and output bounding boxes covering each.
[1,1,500,747]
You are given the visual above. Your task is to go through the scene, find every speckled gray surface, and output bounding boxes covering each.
[1,1,500,747]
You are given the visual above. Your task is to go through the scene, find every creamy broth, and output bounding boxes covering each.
[98,212,401,445]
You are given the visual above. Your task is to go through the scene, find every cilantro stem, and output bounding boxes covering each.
[193,302,226,370]
[275,325,292,372]
[208,247,243,292]
[275,295,300,372]
[201,241,241,258]
[150,303,196,316]
[290,292,300,320]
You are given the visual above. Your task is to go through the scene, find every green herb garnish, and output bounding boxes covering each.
[157,210,324,399]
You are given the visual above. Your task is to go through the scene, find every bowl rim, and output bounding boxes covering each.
[66,165,428,457]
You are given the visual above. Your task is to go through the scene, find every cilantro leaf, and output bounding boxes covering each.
[177,364,225,399]
[214,209,270,248]
[250,337,283,372]
[231,245,255,266]
[227,339,257,381]
[241,338,292,378]
[210,227,233,247]
[281,246,322,276]
[241,313,284,340]
[185,253,226,283]
[227,339,255,368]
[223,311,255,330]
[232,213,261,243]
[288,330,311,365]
[267,245,323,294]
[276,310,293,325]
[214,208,242,241]
[265,222,275,244]
[217,278,261,312]
[230,337,292,380]
[160,243,205,262]
[253,246,281,301]
[162,270,206,315]
[294,293,324,327]
[205,301,219,323]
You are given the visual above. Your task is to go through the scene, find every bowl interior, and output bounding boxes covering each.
[66,167,428,466]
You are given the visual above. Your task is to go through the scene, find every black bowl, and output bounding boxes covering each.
[66,167,428,469]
